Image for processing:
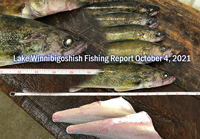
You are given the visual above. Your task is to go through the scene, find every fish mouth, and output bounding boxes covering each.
[148,36,165,42]
[150,76,176,88]
[149,6,160,16]
[162,49,173,58]
[163,76,176,85]
[149,11,160,16]
[63,41,88,56]
[149,21,159,28]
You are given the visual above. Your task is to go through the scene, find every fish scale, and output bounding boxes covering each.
[0,14,87,66]
[84,1,160,16]
[106,40,172,64]
[95,12,159,28]
[104,25,166,42]
[69,64,176,92]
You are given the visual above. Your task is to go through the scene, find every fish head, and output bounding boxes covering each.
[147,18,159,28]
[136,16,158,28]
[137,3,160,16]
[22,0,88,19]
[151,44,173,58]
[144,30,167,42]
[143,70,176,88]
[42,29,88,56]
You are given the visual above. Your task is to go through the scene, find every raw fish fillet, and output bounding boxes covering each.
[52,97,135,124]
[67,111,162,139]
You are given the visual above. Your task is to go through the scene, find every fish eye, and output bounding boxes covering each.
[149,8,154,12]
[149,6,154,12]
[148,20,153,25]
[156,32,161,37]
[161,46,166,51]
[163,73,168,79]
[63,37,73,47]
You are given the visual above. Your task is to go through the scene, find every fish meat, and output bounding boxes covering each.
[69,63,176,92]
[0,14,87,66]
[2,0,93,19]
[106,40,172,64]
[105,25,166,42]
[52,97,135,124]
[67,111,162,139]
[95,13,159,28]
[84,1,160,16]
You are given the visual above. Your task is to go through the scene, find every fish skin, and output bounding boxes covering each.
[67,111,162,139]
[52,97,135,124]
[106,40,172,64]
[105,25,166,42]
[0,14,87,66]
[84,1,160,16]
[69,63,176,92]
[95,13,159,28]
[2,0,92,19]
[1,0,160,19]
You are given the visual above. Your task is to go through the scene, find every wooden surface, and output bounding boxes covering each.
[141,0,200,92]
[36,0,200,92]
[0,0,199,139]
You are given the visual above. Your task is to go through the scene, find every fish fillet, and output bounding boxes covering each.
[67,111,162,139]
[52,97,135,124]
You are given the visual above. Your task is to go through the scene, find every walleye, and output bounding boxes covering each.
[69,63,176,92]
[67,111,162,139]
[52,97,135,124]
[2,0,93,19]
[85,1,160,16]
[95,13,159,28]
[0,14,87,66]
[105,25,166,42]
[106,40,172,64]
[1,0,160,19]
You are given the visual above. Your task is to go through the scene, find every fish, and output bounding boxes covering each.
[67,111,162,139]
[52,97,135,124]
[1,0,160,19]
[84,1,160,16]
[69,63,176,92]
[106,40,172,64]
[95,13,159,28]
[0,14,87,66]
[2,0,93,19]
[105,25,166,42]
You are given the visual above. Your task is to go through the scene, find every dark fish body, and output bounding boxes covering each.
[69,63,176,92]
[105,25,166,42]
[0,14,87,66]
[95,13,159,28]
[84,1,160,16]
[106,40,172,64]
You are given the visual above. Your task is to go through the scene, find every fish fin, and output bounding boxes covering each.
[0,62,13,67]
[114,80,142,92]
[69,87,84,92]
[114,88,134,92]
